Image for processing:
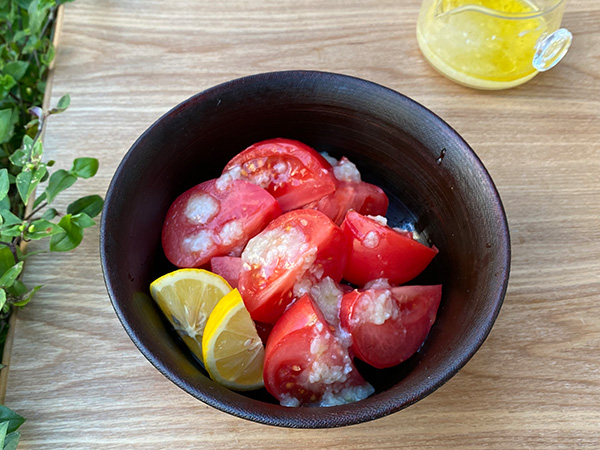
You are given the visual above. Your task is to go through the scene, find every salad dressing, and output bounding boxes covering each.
[417,0,570,89]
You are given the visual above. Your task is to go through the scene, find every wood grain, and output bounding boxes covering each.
[4,0,600,448]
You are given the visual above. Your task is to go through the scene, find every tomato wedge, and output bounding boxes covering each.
[303,180,389,225]
[238,209,348,323]
[264,294,374,406]
[341,211,438,286]
[221,138,336,212]
[303,155,389,225]
[340,284,442,369]
[162,179,281,268]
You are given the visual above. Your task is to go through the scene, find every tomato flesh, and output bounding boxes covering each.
[209,256,242,288]
[238,209,348,323]
[341,211,438,286]
[340,284,442,369]
[222,138,336,212]
[303,180,389,225]
[303,155,388,225]
[264,294,374,406]
[161,178,281,268]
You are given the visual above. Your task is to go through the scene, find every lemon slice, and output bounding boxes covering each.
[150,269,232,365]
[202,289,265,391]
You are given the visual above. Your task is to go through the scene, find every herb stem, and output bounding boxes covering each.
[25,201,47,221]
[40,8,56,42]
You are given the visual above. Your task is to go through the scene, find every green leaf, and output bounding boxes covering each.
[0,261,23,288]
[6,279,27,297]
[8,149,28,167]
[40,43,56,68]
[16,164,47,205]
[44,169,76,204]
[0,196,10,212]
[0,289,5,311]
[0,225,23,238]
[33,191,47,209]
[23,218,63,240]
[0,421,7,449]
[3,61,29,81]
[50,93,70,114]
[40,207,58,220]
[9,135,37,167]
[0,74,16,98]
[0,108,18,144]
[70,158,99,179]
[16,0,35,10]
[72,212,95,229]
[30,137,44,161]
[67,195,104,218]
[16,171,33,205]
[27,0,48,36]
[0,169,9,202]
[3,431,21,450]
[0,247,16,276]
[0,110,12,144]
[0,209,22,226]
[0,405,26,433]
[13,285,41,307]
[50,214,83,252]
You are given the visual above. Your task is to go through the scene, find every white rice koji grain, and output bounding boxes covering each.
[185,193,219,225]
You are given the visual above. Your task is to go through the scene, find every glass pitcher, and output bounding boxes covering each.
[417,0,572,89]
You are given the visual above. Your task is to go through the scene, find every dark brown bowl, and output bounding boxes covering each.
[100,71,510,428]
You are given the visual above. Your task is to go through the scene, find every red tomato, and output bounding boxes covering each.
[162,179,281,268]
[341,211,438,286]
[222,138,336,212]
[209,256,242,288]
[303,180,389,225]
[238,209,348,323]
[264,294,374,406]
[340,284,442,369]
[352,181,389,217]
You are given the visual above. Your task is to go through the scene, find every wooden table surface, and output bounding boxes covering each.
[4,0,600,448]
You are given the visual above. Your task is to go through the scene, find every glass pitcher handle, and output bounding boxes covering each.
[533,28,573,72]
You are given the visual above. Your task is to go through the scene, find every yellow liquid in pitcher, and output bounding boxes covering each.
[417,0,548,89]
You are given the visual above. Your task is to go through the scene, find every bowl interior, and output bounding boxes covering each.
[101,71,510,428]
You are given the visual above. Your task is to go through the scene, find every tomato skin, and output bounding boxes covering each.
[341,211,438,286]
[303,180,389,225]
[340,285,442,369]
[264,294,372,406]
[265,293,322,350]
[353,181,389,218]
[161,179,281,268]
[238,209,348,323]
[209,256,242,288]
[222,138,336,212]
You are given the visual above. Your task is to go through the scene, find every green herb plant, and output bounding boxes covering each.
[1,1,101,447]
[0,406,24,450]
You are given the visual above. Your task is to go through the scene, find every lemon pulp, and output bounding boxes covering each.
[149,269,232,365]
[417,0,549,89]
[202,289,265,391]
